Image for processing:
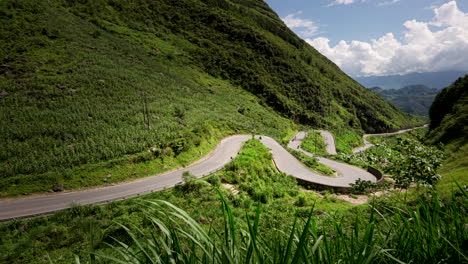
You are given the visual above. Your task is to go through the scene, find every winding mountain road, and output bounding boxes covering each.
[352,124,429,153]
[0,126,425,221]
[288,132,375,185]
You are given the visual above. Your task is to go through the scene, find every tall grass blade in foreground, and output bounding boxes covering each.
[79,187,466,263]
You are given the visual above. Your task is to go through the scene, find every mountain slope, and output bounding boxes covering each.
[428,75,468,146]
[370,85,439,116]
[0,0,421,195]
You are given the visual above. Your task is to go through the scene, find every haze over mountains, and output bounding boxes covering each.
[370,85,439,116]
[355,71,467,90]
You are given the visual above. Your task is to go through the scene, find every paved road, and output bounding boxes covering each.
[1,126,425,221]
[0,133,377,221]
[288,132,375,185]
[352,125,429,153]
[317,130,337,155]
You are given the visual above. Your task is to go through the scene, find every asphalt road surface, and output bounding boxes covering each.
[352,125,429,153]
[1,126,425,221]
[288,132,375,185]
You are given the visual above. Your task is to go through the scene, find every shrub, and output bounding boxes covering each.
[350,178,377,194]
[294,194,307,207]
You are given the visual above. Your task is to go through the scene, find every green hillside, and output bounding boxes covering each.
[0,0,421,195]
[428,75,468,145]
[427,75,468,195]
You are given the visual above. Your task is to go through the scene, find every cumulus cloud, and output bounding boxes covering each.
[282,12,319,37]
[307,1,468,76]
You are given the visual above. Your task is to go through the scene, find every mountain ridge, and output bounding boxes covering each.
[356,71,467,90]
[370,85,439,116]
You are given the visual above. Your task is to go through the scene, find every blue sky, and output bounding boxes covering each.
[264,0,468,77]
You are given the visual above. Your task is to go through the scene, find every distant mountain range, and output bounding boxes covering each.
[370,85,439,116]
[356,71,467,90]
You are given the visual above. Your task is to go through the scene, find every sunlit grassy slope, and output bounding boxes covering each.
[0,0,422,195]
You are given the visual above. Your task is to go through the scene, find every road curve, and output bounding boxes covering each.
[0,135,366,221]
[2,125,426,221]
[316,130,337,155]
[288,132,375,185]
[352,124,429,153]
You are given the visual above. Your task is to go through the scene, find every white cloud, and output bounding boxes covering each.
[307,1,468,76]
[330,0,358,5]
[329,0,401,6]
[379,0,401,6]
[282,12,319,37]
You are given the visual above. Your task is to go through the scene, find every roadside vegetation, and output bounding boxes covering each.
[0,139,353,263]
[299,131,329,156]
[336,129,446,188]
[331,129,364,154]
[1,132,466,264]
[289,149,335,176]
[0,0,424,196]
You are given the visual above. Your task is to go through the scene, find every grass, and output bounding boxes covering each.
[0,0,424,195]
[1,136,466,264]
[436,142,468,199]
[332,129,364,154]
[73,185,467,264]
[289,149,335,176]
[0,138,353,263]
[299,131,329,156]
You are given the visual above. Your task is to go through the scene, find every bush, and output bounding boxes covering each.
[350,178,377,194]
[206,175,221,187]
[294,194,307,207]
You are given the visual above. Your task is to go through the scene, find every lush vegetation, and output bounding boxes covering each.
[1,1,465,263]
[337,128,446,188]
[300,130,363,155]
[331,129,363,154]
[370,85,439,116]
[299,131,329,156]
[0,0,424,195]
[0,139,353,263]
[427,75,468,197]
[289,149,335,176]
[76,186,467,264]
[0,133,465,264]
[428,75,468,146]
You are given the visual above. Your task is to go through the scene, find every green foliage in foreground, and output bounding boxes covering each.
[72,186,467,264]
[0,138,349,263]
